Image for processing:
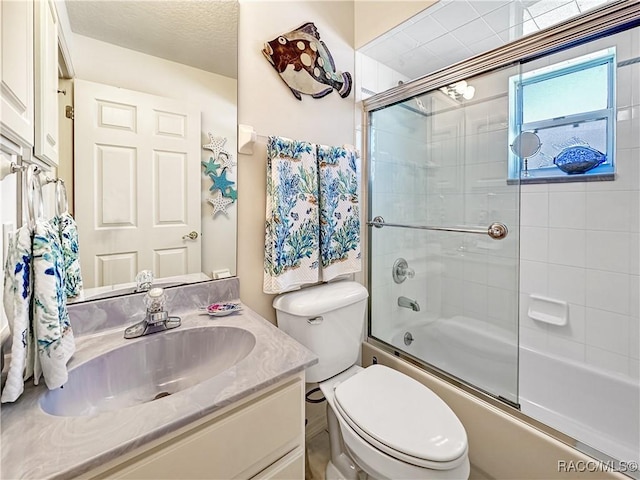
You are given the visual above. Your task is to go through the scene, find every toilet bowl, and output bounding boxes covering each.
[273,281,470,480]
[320,365,470,480]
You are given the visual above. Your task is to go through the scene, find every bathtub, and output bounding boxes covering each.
[390,316,519,403]
[520,345,639,467]
[387,316,640,468]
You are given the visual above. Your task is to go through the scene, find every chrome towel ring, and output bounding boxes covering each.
[24,164,44,229]
[54,179,68,216]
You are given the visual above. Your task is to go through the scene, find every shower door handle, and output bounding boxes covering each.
[367,216,508,240]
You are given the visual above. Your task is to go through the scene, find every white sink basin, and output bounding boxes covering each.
[40,327,256,417]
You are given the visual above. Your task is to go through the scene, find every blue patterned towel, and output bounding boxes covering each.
[32,219,75,390]
[1,227,36,403]
[317,145,361,282]
[51,212,83,297]
[263,136,320,294]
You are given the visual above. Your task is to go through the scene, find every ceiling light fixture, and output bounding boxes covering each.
[439,80,475,101]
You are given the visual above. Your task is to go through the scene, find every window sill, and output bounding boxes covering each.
[507,172,615,185]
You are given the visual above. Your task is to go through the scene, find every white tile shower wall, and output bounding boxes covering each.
[355,52,410,102]
[370,64,521,338]
[429,67,520,335]
[369,96,441,343]
[368,29,638,382]
[519,28,640,380]
[354,52,411,178]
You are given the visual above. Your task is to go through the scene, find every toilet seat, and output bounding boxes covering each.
[333,364,468,470]
[333,407,470,480]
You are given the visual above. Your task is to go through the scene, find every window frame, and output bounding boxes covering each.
[508,47,616,182]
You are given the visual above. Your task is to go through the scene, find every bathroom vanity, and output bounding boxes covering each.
[83,373,306,479]
[0,279,317,479]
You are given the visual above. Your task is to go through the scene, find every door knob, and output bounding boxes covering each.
[182,231,199,240]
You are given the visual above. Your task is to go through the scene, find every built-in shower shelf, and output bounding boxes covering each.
[527,294,568,326]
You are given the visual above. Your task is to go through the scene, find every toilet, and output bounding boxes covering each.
[273,281,470,480]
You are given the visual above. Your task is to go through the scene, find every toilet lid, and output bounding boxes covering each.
[334,364,468,465]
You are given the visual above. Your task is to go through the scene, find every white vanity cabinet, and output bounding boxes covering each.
[0,0,59,165]
[83,373,306,480]
[0,0,35,154]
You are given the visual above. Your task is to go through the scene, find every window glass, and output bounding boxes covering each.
[509,47,615,182]
[521,63,609,123]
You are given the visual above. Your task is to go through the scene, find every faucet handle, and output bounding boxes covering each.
[144,287,166,313]
[135,269,154,292]
[124,287,180,338]
[392,258,415,283]
[403,266,415,279]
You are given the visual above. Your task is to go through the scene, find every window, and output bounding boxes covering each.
[508,48,616,182]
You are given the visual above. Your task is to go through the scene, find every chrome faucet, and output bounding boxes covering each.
[124,288,181,339]
[392,258,415,284]
[398,296,420,312]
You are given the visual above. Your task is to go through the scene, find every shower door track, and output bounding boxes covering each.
[361,0,640,113]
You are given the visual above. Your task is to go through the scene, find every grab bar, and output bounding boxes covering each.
[367,216,508,240]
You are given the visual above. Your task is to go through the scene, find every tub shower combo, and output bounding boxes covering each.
[364,3,639,475]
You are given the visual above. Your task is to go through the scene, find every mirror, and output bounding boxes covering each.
[58,1,238,303]
[510,131,541,177]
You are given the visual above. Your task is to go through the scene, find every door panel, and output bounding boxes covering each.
[75,79,201,288]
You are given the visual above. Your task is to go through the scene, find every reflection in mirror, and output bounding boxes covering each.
[58,1,238,303]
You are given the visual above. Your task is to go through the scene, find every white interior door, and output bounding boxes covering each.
[74,79,201,288]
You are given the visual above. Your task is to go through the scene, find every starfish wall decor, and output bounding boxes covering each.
[202,132,237,217]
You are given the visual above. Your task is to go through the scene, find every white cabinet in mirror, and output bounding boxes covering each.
[56,0,239,303]
[34,0,59,167]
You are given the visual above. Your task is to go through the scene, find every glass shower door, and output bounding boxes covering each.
[368,64,521,404]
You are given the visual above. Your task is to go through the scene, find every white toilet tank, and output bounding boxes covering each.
[273,281,368,383]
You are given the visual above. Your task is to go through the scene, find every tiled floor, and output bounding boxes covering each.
[306,430,330,480]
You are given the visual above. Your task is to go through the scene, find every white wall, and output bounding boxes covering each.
[519,28,640,380]
[68,34,238,279]
[237,1,355,322]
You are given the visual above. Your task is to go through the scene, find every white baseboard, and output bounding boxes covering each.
[305,412,327,440]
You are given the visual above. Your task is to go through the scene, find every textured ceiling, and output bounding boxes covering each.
[65,0,238,79]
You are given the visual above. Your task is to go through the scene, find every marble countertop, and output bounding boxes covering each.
[1,303,317,479]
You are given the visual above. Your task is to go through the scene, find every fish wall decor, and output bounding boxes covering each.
[262,22,352,101]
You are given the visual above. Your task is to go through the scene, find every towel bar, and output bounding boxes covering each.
[367,216,508,240]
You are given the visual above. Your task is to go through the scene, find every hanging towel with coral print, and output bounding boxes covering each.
[264,136,320,294]
[1,226,36,403]
[32,218,75,390]
[317,145,361,282]
[51,212,83,298]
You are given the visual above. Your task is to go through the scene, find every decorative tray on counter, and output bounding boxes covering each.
[201,302,243,316]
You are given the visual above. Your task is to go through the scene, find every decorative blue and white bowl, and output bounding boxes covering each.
[553,145,606,174]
